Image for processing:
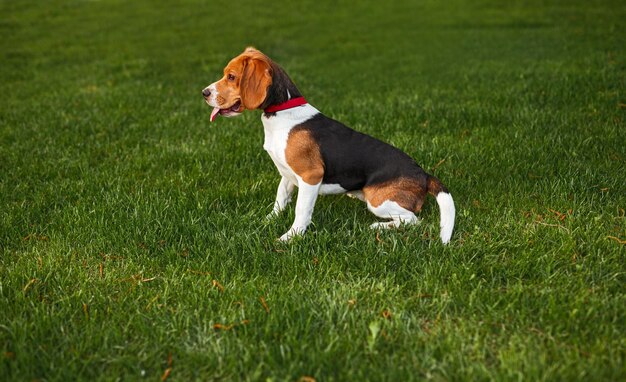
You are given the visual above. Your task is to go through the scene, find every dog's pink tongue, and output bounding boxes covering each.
[210,107,220,122]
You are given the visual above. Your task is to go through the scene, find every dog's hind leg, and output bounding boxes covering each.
[363,177,427,229]
[367,200,419,229]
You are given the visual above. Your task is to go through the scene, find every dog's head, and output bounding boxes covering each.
[202,47,273,121]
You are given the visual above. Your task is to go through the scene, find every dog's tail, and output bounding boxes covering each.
[428,176,455,244]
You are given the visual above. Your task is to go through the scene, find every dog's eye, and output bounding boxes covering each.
[227,74,235,81]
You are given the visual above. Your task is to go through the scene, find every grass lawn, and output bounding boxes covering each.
[1,0,625,380]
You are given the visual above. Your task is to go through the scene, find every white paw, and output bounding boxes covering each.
[370,221,391,230]
[278,227,305,242]
[346,191,364,201]
[265,211,279,221]
[369,218,421,230]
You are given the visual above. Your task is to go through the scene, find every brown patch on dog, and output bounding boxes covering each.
[285,127,324,185]
[363,177,428,212]
[240,51,272,109]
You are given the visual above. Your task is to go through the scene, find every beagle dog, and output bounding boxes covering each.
[202,47,455,243]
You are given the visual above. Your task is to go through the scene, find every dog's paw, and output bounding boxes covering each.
[265,211,278,221]
[277,232,292,242]
[369,221,397,230]
[277,227,305,242]
[369,218,421,230]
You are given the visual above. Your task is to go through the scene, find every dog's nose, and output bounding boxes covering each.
[202,88,211,98]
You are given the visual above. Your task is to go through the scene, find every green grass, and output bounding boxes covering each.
[1,0,625,380]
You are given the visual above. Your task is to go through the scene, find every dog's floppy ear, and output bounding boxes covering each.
[240,54,272,110]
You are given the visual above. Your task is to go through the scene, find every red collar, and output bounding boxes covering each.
[264,96,307,113]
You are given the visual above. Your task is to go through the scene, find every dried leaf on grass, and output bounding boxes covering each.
[119,274,157,283]
[160,353,173,381]
[22,278,38,293]
[607,236,626,245]
[22,234,48,241]
[430,158,446,172]
[212,279,224,292]
[213,320,250,331]
[375,232,383,243]
[161,368,171,382]
[259,296,270,314]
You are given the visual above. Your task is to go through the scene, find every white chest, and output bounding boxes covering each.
[262,124,295,181]
[261,104,321,183]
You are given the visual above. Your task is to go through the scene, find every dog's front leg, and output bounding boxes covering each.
[267,176,295,219]
[278,179,321,242]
